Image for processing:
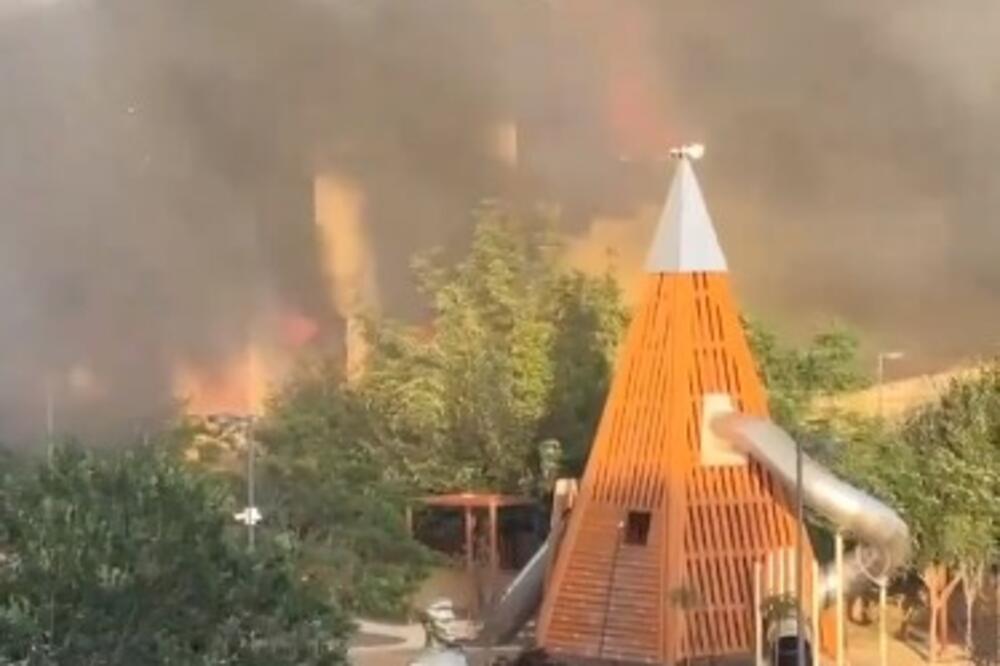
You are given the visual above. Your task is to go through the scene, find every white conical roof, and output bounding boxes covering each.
[645,157,728,273]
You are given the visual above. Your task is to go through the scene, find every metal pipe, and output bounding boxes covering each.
[246,419,256,552]
[712,414,911,604]
[45,378,55,465]
[755,561,764,666]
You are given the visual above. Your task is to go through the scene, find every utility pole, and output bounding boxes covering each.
[45,377,55,465]
[836,531,846,666]
[796,434,806,666]
[246,417,256,552]
[875,350,903,666]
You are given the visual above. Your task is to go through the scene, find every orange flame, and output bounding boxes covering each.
[174,310,319,416]
[175,347,266,416]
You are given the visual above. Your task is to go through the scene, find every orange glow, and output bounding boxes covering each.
[174,347,266,416]
[174,308,319,416]
[279,312,319,348]
[313,173,379,317]
[558,1,672,157]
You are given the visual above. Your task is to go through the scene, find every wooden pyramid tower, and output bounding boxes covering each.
[537,151,816,664]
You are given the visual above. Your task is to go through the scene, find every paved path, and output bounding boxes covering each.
[350,619,426,655]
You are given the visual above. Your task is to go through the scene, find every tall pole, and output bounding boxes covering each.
[812,559,821,666]
[796,436,806,666]
[754,561,763,666]
[836,531,846,666]
[879,578,888,666]
[246,418,256,552]
[45,378,55,465]
[876,350,902,665]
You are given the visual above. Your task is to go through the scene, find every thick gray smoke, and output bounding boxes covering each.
[1,0,997,443]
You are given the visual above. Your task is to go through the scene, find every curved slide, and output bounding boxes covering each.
[476,532,554,645]
[472,413,909,650]
[712,413,911,601]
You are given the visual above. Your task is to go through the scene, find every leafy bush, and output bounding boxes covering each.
[0,445,350,665]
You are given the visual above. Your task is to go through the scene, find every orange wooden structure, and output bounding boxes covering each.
[537,153,817,664]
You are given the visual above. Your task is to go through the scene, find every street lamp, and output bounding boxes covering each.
[873,349,903,666]
[796,429,806,666]
[876,351,905,419]
[240,417,259,552]
[44,377,55,465]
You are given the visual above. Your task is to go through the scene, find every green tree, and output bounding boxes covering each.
[539,270,627,475]
[259,360,433,619]
[745,318,867,433]
[0,445,349,666]
[901,364,1000,659]
[360,204,626,493]
[830,362,1000,661]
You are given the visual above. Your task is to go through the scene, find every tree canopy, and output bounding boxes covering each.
[830,364,1000,572]
[825,362,1000,657]
[252,207,628,618]
[744,318,868,432]
[357,205,627,492]
[0,445,349,666]
[259,360,433,619]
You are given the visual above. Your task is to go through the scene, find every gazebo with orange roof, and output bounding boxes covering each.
[410,492,536,576]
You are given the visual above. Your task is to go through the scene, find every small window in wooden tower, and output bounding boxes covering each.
[624,511,651,545]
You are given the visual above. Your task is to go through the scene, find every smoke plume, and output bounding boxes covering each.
[1,0,999,443]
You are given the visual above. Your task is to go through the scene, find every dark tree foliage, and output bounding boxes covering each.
[260,359,434,619]
[0,445,349,666]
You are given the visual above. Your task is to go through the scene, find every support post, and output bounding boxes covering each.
[796,433,805,666]
[488,500,499,577]
[246,419,256,553]
[755,561,764,666]
[836,531,845,666]
[779,549,786,595]
[879,578,888,666]
[465,506,474,571]
[812,560,821,666]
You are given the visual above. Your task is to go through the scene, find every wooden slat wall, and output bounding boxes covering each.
[537,272,815,664]
[677,274,816,660]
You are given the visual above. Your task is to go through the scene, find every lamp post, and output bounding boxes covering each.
[875,350,903,666]
[796,433,806,666]
[44,377,55,465]
[876,351,905,419]
[246,417,256,551]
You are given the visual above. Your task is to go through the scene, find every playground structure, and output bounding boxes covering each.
[420,147,911,666]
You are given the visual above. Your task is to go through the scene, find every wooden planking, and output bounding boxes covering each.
[677,274,818,660]
[539,271,818,664]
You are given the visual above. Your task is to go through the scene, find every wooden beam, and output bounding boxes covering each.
[489,500,499,576]
[465,506,474,571]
